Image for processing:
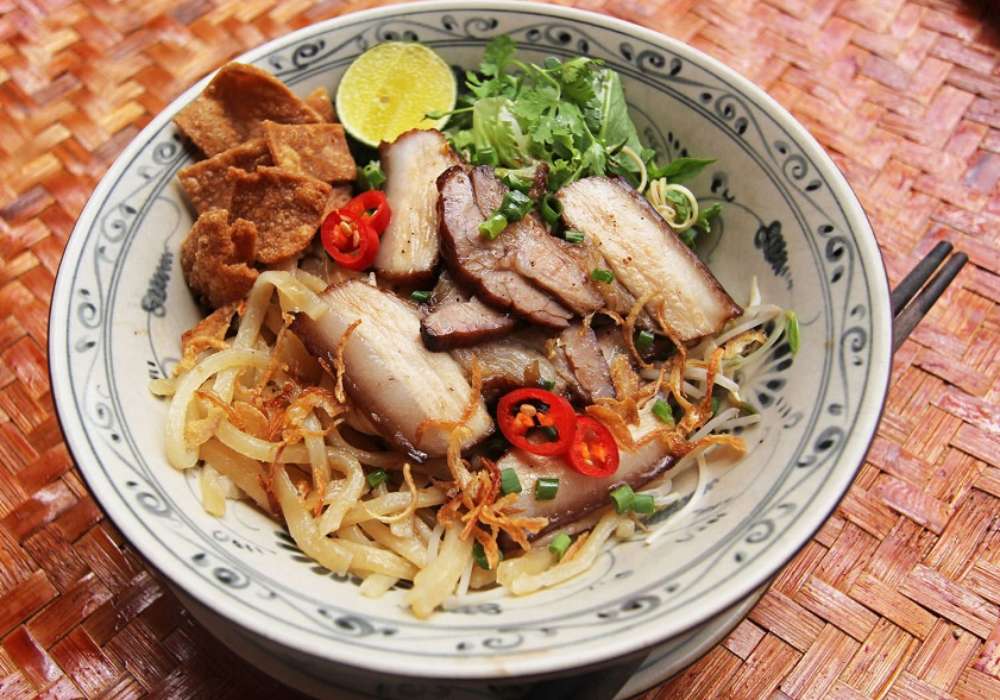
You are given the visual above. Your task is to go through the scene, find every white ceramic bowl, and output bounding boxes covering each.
[49,0,891,690]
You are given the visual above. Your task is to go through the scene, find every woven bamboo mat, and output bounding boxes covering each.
[0,0,997,697]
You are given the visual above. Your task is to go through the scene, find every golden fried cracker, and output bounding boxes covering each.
[180,210,259,308]
[174,63,322,156]
[228,166,331,264]
[263,121,356,183]
[305,86,336,122]
[177,138,272,213]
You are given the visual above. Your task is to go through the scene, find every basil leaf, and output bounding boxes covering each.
[650,157,716,183]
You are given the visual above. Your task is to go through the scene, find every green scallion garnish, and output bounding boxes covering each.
[410,290,432,303]
[711,396,721,416]
[479,212,508,239]
[534,477,559,501]
[549,533,572,560]
[358,161,386,190]
[635,329,655,353]
[540,194,563,225]
[473,541,490,570]
[498,190,533,222]
[500,467,522,495]
[610,484,635,514]
[786,310,800,356]
[591,268,614,283]
[474,146,499,166]
[366,469,387,488]
[564,230,585,244]
[652,399,674,425]
[539,378,556,391]
[632,493,655,515]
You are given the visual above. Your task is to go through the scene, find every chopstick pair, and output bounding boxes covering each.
[891,241,968,352]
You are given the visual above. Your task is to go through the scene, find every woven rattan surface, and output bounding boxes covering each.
[1,0,998,697]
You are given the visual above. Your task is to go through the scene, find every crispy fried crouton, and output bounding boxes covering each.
[227,166,331,264]
[263,121,356,183]
[180,210,259,308]
[177,138,272,213]
[174,63,322,156]
[305,86,336,122]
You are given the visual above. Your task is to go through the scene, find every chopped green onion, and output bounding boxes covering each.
[534,477,559,501]
[564,230,585,244]
[357,161,386,190]
[635,330,655,353]
[498,190,533,222]
[785,310,800,356]
[632,493,655,515]
[472,541,493,570]
[539,377,556,391]
[410,290,432,303]
[500,467,522,495]
[591,268,615,283]
[501,171,533,192]
[652,399,674,425]
[366,469,387,488]
[479,212,508,239]
[711,396,721,416]
[473,147,499,166]
[549,533,572,560]
[610,484,635,514]
[540,194,563,225]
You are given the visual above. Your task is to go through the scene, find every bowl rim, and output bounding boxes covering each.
[48,0,893,681]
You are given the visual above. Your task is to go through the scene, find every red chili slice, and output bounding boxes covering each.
[568,416,620,477]
[343,190,391,235]
[320,209,380,271]
[496,388,577,456]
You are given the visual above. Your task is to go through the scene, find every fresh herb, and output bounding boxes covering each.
[366,469,387,488]
[410,290,432,303]
[534,477,559,501]
[632,493,656,515]
[539,378,556,391]
[649,157,715,183]
[610,484,636,514]
[500,467,522,495]
[540,193,563,225]
[549,532,572,560]
[479,212,508,239]
[711,396,721,417]
[473,541,499,570]
[357,160,386,190]
[635,329,655,353]
[786,310,800,356]
[497,166,536,192]
[498,189,533,221]
[445,36,649,192]
[591,268,614,283]
[652,399,674,425]
[564,230,585,244]
[695,202,723,234]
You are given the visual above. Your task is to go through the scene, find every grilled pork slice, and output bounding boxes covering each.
[437,166,574,328]
[292,281,492,461]
[451,330,572,400]
[419,271,516,351]
[469,167,604,318]
[558,177,742,341]
[374,130,460,284]
[559,324,614,402]
[498,408,673,536]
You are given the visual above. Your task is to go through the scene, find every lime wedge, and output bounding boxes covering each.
[335,42,456,147]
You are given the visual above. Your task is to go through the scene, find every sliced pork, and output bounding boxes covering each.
[558,324,614,402]
[292,281,492,461]
[498,407,674,535]
[437,166,578,329]
[421,298,516,351]
[558,177,741,341]
[451,330,572,400]
[374,130,460,284]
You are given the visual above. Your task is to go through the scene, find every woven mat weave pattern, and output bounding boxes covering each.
[0,0,998,698]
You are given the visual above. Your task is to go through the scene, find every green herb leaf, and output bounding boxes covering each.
[534,477,559,501]
[480,35,517,77]
[410,290,432,303]
[610,484,635,514]
[549,533,572,560]
[472,541,491,570]
[564,230,585,244]
[498,189,533,222]
[635,330,655,353]
[366,469,387,488]
[591,268,614,283]
[632,493,655,515]
[649,157,715,183]
[479,212,508,239]
[500,467,522,495]
[539,378,556,391]
[357,161,386,190]
[652,399,674,425]
[695,202,722,234]
[540,193,563,225]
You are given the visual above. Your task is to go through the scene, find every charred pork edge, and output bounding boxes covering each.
[289,313,430,463]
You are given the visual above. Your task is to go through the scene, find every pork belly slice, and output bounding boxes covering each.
[437,166,575,329]
[558,177,741,342]
[498,408,673,536]
[469,167,604,318]
[374,130,460,284]
[419,271,516,351]
[292,281,492,461]
[451,329,573,400]
[558,324,614,402]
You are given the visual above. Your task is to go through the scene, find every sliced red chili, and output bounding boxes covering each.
[343,190,391,235]
[568,416,620,477]
[320,209,380,271]
[496,388,577,456]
